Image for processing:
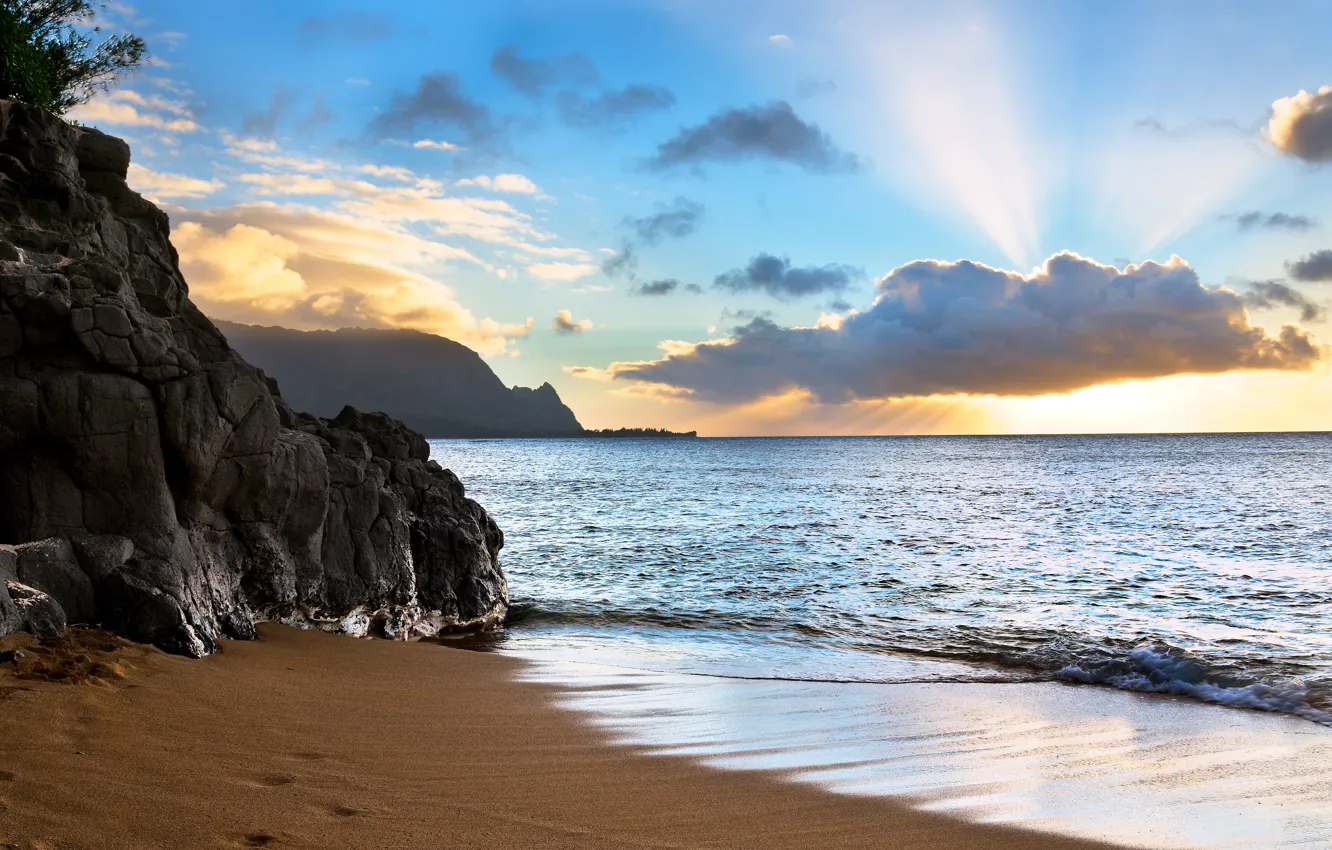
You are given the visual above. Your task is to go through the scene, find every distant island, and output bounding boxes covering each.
[215,321,697,439]
[580,427,697,438]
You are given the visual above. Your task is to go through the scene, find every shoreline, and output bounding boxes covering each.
[0,625,1122,850]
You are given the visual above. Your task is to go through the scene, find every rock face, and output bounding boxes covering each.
[0,101,507,655]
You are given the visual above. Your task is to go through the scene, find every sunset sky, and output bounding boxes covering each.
[77,0,1332,435]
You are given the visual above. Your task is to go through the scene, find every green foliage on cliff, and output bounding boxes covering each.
[0,1,146,114]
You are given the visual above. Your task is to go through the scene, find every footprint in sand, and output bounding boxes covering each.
[256,775,295,787]
[0,771,15,781]
[242,833,277,847]
[330,805,361,818]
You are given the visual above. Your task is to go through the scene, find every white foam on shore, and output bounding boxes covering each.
[1055,647,1332,726]
[511,650,1332,849]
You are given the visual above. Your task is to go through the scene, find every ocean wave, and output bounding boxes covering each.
[501,601,1332,725]
[1050,646,1332,725]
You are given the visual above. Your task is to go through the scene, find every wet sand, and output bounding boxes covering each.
[0,624,1121,850]
[518,650,1332,848]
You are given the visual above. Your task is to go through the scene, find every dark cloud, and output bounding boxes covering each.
[602,253,1320,403]
[297,94,333,134]
[490,45,599,96]
[556,85,675,128]
[601,244,637,279]
[625,197,703,246]
[1224,211,1318,233]
[367,73,499,147]
[644,101,861,173]
[713,254,860,299]
[243,92,295,139]
[1287,249,1332,282]
[631,279,703,296]
[1242,281,1325,322]
[491,45,671,130]
[632,279,680,296]
[604,198,705,283]
[1268,85,1332,163]
[298,12,393,46]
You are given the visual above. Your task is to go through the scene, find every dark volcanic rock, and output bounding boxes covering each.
[0,101,507,654]
[6,581,66,640]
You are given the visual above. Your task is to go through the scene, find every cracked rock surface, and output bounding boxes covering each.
[0,101,507,655]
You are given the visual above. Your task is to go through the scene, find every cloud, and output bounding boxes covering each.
[769,34,793,47]
[602,198,704,283]
[239,173,339,196]
[556,85,675,128]
[297,12,393,46]
[528,262,600,282]
[514,245,589,261]
[632,279,680,296]
[1287,249,1332,282]
[594,253,1320,403]
[796,78,836,98]
[645,101,860,173]
[1223,211,1318,233]
[490,45,670,129]
[68,89,201,132]
[171,208,531,355]
[412,139,460,151]
[346,77,371,86]
[1268,85,1332,163]
[298,94,334,134]
[625,196,703,245]
[630,279,701,296]
[1133,116,1250,137]
[601,245,637,279]
[1242,281,1325,322]
[457,173,541,194]
[127,163,222,200]
[243,92,295,139]
[216,133,555,252]
[713,254,860,299]
[367,73,499,148]
[552,309,593,334]
[490,45,598,96]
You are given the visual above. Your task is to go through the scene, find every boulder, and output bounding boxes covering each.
[6,581,66,640]
[0,100,508,653]
[7,538,96,624]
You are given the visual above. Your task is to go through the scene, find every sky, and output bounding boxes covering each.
[73,0,1332,435]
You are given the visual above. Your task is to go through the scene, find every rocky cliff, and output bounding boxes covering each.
[215,321,585,438]
[0,100,507,655]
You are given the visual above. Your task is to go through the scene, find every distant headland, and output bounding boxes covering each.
[216,321,696,439]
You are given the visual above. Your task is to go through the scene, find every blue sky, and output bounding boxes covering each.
[78,0,1332,433]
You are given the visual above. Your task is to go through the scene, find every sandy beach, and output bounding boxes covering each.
[0,625,1126,850]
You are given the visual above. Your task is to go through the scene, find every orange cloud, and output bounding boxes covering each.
[172,209,532,355]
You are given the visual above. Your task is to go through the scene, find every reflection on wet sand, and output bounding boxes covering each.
[516,655,1332,849]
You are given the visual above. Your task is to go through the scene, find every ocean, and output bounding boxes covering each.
[434,433,1332,722]
[430,434,1332,847]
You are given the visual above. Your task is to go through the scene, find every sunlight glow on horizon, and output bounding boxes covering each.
[562,365,1332,437]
